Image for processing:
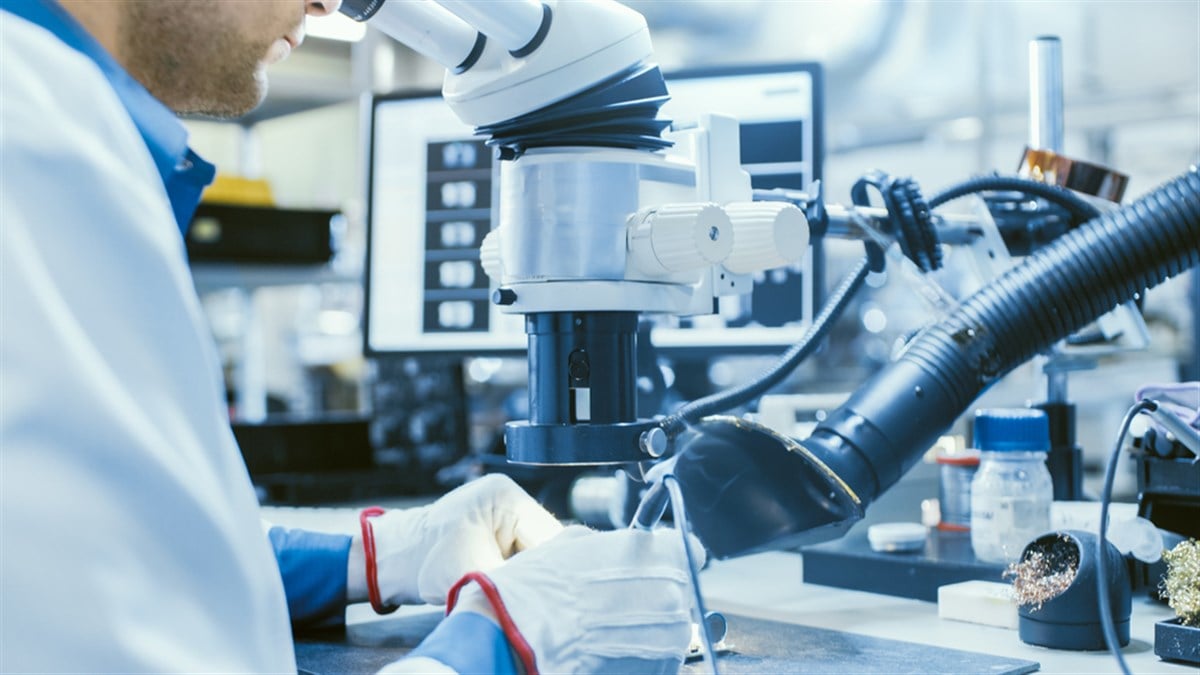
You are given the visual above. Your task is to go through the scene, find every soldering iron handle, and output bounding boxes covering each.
[1144,401,1200,456]
[629,481,669,530]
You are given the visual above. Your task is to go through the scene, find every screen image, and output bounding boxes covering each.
[365,64,823,357]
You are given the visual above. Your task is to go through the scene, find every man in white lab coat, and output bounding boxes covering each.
[0,1,695,672]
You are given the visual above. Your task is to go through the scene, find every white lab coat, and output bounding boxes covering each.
[0,13,296,673]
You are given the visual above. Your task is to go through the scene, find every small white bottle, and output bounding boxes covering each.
[970,409,1054,564]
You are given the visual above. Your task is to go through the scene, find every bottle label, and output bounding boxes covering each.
[972,495,1051,561]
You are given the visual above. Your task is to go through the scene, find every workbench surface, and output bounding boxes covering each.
[268,505,1193,674]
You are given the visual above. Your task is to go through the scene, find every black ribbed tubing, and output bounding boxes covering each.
[803,168,1200,504]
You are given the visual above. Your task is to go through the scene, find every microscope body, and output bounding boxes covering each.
[344,0,807,465]
[483,119,807,464]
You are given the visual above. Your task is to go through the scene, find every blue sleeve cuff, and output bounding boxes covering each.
[409,612,518,675]
[267,526,352,629]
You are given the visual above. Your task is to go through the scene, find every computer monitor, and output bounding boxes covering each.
[364,63,824,357]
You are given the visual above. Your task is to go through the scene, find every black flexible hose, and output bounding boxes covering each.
[929,175,1103,222]
[803,168,1200,504]
[659,255,873,440]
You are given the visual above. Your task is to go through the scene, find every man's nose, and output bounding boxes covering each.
[306,0,343,18]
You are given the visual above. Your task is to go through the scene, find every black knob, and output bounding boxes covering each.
[492,287,518,305]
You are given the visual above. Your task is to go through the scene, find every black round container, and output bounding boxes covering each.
[1017,530,1131,650]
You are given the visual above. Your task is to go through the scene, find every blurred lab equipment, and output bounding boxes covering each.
[970,409,1054,564]
[936,444,979,532]
[1132,382,1200,539]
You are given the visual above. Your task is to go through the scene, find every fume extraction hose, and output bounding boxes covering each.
[803,167,1200,507]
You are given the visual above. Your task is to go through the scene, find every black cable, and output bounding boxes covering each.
[1097,398,1156,675]
[851,172,942,272]
[658,254,872,440]
[928,175,1103,223]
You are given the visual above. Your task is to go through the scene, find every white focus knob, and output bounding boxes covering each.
[722,202,809,274]
[627,203,733,276]
[480,227,504,281]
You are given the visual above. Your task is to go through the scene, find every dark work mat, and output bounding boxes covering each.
[680,614,1039,674]
[296,611,1040,674]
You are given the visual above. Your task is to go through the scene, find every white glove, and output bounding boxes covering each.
[450,525,700,674]
[348,474,563,608]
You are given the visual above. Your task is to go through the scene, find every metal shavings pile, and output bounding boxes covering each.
[1160,538,1200,627]
[1004,533,1079,612]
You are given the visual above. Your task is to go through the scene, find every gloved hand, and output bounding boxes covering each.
[348,474,563,608]
[449,525,700,674]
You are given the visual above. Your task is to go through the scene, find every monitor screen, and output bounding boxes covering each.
[364,63,823,357]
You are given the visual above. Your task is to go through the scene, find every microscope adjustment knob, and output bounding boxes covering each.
[627,203,734,276]
[492,287,518,306]
[722,202,809,274]
[639,426,667,458]
[480,227,505,281]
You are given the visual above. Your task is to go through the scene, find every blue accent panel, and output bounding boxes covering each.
[409,612,518,675]
[6,1,216,236]
[268,527,352,628]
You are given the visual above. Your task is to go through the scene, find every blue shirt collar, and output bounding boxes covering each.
[7,0,216,236]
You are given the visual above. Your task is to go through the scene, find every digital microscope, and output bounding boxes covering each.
[341,0,1200,558]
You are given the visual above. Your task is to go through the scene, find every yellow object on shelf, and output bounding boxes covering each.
[202,175,275,207]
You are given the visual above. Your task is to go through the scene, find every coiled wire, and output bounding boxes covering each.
[851,171,942,272]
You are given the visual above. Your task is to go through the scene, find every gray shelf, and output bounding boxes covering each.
[190,262,361,293]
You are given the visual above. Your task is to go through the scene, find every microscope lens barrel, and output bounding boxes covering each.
[507,311,653,465]
[526,311,638,426]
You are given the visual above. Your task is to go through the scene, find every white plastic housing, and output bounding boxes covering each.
[627,204,734,276]
[480,116,783,317]
[722,202,809,274]
[441,0,653,126]
[437,0,545,53]
[480,227,505,280]
[368,0,480,70]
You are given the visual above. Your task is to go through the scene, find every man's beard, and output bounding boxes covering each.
[121,4,270,118]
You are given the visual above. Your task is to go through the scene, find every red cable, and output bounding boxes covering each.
[447,572,539,675]
[359,507,399,615]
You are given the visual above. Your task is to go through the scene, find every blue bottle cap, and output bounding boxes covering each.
[974,408,1050,451]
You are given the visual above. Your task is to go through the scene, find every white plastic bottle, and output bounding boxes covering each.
[970,409,1054,564]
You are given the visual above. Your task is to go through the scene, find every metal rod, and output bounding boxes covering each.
[1029,36,1065,153]
[824,204,983,245]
